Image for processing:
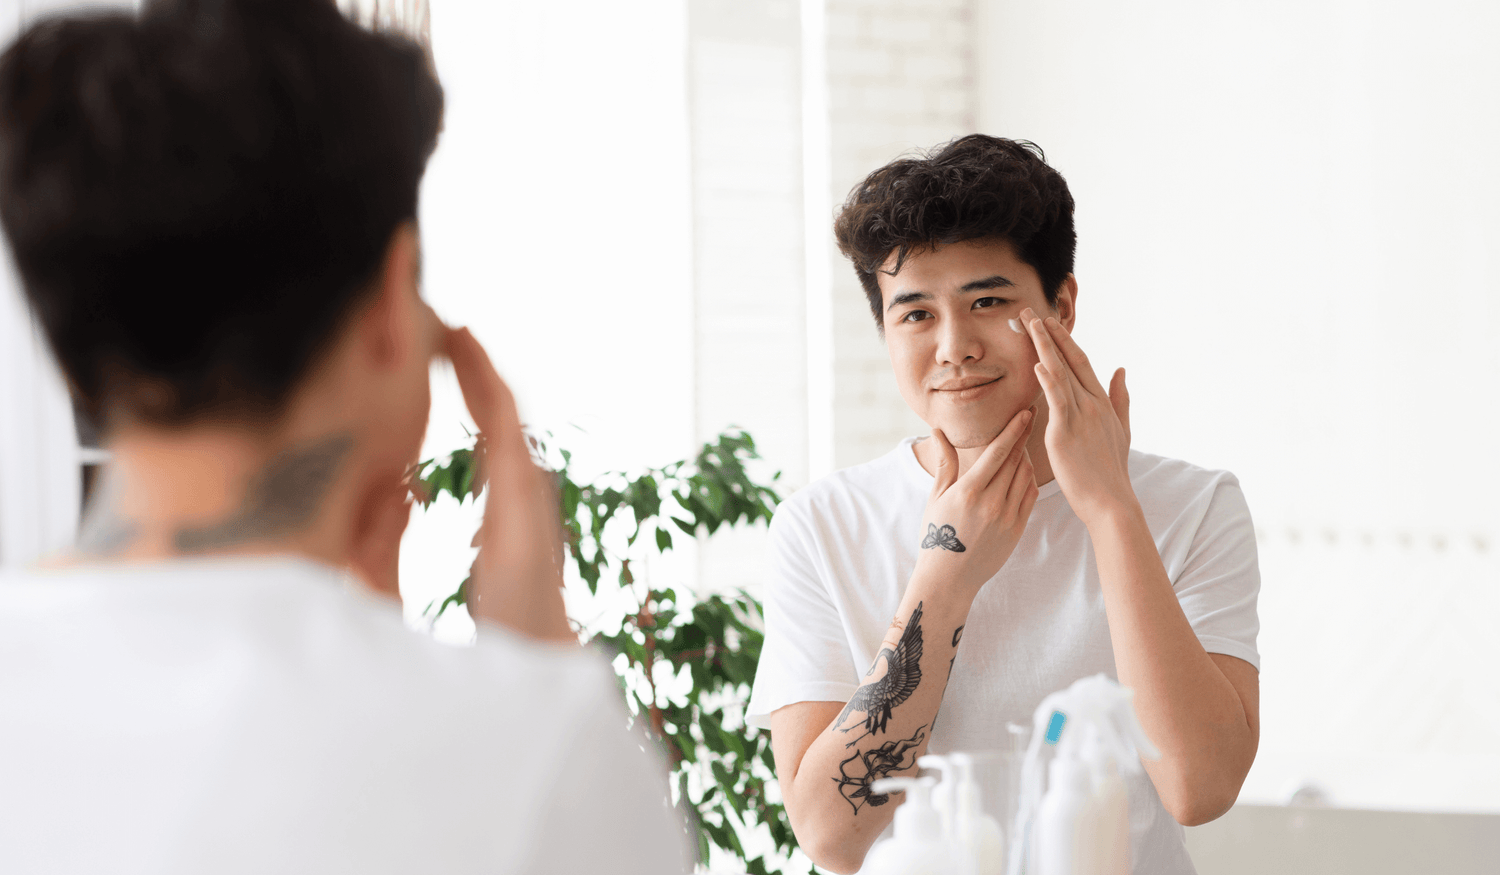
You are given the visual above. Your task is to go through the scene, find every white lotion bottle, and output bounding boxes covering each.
[1082,731,1131,875]
[862,777,957,875]
[1033,753,1096,875]
[916,754,957,842]
[950,753,1006,875]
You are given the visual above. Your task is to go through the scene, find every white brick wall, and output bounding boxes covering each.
[822,0,977,470]
[683,0,979,601]
[687,0,807,599]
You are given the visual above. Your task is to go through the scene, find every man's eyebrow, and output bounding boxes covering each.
[959,275,1016,293]
[885,290,931,312]
[885,276,1016,313]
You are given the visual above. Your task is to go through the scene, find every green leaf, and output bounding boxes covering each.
[703,479,727,518]
[411,428,793,874]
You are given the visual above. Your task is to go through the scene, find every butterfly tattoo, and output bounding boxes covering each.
[920,523,966,553]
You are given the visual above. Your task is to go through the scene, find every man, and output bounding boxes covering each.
[0,2,687,872]
[746,135,1261,874]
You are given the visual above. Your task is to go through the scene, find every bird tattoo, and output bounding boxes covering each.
[835,602,924,745]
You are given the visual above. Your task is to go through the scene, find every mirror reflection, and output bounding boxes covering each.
[0,1,1494,874]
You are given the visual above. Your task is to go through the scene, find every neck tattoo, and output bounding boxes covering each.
[174,433,355,553]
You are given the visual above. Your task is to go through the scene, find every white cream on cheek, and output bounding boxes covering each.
[1008,317,1025,335]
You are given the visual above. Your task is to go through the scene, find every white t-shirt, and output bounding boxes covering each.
[0,556,690,875]
[747,439,1261,875]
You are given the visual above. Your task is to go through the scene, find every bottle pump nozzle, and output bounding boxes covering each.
[870,777,943,843]
[917,754,956,836]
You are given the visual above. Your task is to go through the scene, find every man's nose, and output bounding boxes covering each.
[935,318,983,366]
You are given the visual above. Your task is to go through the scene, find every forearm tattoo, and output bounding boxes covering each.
[833,602,924,746]
[833,725,928,815]
[921,523,966,552]
[175,433,354,552]
[931,625,965,735]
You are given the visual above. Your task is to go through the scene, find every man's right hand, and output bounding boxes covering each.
[444,326,575,644]
[916,408,1039,596]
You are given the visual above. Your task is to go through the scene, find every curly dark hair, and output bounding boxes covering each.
[833,134,1076,331]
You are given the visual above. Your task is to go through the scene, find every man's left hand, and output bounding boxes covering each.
[1020,307,1136,524]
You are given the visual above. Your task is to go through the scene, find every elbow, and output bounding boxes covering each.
[1160,779,1240,827]
[1169,795,1233,827]
[798,834,865,875]
[1158,739,1256,826]
[786,798,869,874]
[804,840,864,875]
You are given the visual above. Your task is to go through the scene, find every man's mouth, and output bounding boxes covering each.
[933,376,1001,392]
[931,376,1001,401]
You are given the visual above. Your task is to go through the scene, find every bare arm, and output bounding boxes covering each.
[1090,506,1260,823]
[770,412,1039,874]
[1023,307,1259,824]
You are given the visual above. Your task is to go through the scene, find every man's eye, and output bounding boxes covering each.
[901,310,931,323]
[974,297,1008,309]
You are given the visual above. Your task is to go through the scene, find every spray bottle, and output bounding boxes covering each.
[861,777,957,875]
[1007,674,1161,875]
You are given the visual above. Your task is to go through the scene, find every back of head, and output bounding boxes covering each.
[0,0,443,430]
[833,134,1076,330]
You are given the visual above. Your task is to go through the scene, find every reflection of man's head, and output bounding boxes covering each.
[833,136,1078,449]
[0,0,444,460]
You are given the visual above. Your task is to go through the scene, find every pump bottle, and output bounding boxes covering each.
[950,752,1006,875]
[861,777,956,875]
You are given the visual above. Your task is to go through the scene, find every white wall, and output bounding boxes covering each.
[685,0,809,601]
[398,0,696,628]
[975,0,1500,814]
[824,0,977,470]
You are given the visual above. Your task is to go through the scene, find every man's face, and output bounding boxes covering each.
[877,237,1074,449]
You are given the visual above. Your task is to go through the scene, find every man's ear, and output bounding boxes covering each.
[1053,274,1079,331]
[359,223,421,371]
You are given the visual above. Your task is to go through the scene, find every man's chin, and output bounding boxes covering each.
[933,425,1003,451]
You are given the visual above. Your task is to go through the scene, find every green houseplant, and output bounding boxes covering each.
[414,429,808,874]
